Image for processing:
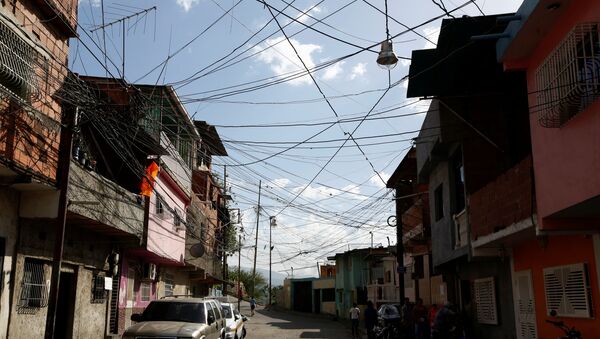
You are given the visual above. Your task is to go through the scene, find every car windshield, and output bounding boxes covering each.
[142,302,206,323]
[222,305,232,319]
[379,305,400,316]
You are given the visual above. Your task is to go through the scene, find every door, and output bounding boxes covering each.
[314,290,321,314]
[54,270,76,339]
[514,270,537,339]
[206,302,219,339]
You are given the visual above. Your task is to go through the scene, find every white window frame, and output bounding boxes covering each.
[155,194,164,215]
[474,277,498,325]
[141,282,151,302]
[543,263,592,318]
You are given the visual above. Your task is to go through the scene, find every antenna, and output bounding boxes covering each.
[91,6,157,79]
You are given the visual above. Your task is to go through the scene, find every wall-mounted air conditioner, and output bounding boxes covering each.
[143,263,157,281]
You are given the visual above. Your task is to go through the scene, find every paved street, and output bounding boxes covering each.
[239,303,351,339]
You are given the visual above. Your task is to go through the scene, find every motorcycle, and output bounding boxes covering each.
[546,310,582,339]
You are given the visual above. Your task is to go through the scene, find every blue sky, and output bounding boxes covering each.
[74,0,523,279]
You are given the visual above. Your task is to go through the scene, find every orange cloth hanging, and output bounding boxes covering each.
[140,161,160,197]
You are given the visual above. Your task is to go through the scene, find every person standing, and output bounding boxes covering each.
[250,296,257,316]
[412,298,428,339]
[349,303,360,338]
[428,303,439,336]
[364,300,378,339]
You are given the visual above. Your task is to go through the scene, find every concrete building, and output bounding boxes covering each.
[280,277,336,316]
[387,147,446,308]
[407,14,532,339]
[0,0,78,337]
[497,1,600,337]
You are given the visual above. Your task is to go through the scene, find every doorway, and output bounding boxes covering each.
[314,290,321,314]
[54,270,76,338]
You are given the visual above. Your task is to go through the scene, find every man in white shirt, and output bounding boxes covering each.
[349,303,360,338]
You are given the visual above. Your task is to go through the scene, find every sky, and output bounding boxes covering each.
[73,0,523,280]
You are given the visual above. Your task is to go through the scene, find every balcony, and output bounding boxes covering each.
[67,161,144,239]
[470,156,536,254]
[32,0,78,37]
[367,283,399,305]
[470,156,533,240]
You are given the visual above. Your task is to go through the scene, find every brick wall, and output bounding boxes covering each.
[0,0,77,183]
[469,155,533,240]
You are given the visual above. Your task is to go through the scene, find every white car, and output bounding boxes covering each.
[122,298,226,339]
[221,302,247,339]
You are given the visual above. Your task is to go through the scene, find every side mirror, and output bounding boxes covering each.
[208,314,215,325]
[234,314,240,320]
[242,316,248,322]
[131,313,142,322]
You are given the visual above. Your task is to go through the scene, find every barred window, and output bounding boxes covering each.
[91,275,106,304]
[164,273,174,297]
[0,20,37,99]
[141,282,151,301]
[474,277,498,325]
[18,258,48,308]
[536,23,600,127]
[156,194,164,215]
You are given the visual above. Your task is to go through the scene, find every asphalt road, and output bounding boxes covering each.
[238,303,351,339]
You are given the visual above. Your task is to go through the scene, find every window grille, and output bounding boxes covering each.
[0,19,46,100]
[474,277,498,325]
[91,274,106,304]
[156,194,164,215]
[173,209,182,230]
[164,273,174,297]
[108,272,120,334]
[543,263,591,318]
[536,23,600,127]
[141,282,151,301]
[18,258,48,308]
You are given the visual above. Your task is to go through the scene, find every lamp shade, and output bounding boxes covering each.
[377,40,398,70]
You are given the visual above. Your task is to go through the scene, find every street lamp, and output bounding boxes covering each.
[377,40,398,69]
[269,216,277,306]
[376,0,398,70]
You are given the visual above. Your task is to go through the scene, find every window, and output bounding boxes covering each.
[0,19,43,99]
[322,288,335,302]
[155,194,164,215]
[91,275,106,303]
[536,23,600,127]
[18,258,48,308]
[474,277,498,325]
[543,263,592,318]
[451,149,465,214]
[127,267,136,302]
[141,282,151,301]
[434,184,444,221]
[173,209,183,231]
[164,273,174,297]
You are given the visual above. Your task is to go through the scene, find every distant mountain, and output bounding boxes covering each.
[240,267,287,286]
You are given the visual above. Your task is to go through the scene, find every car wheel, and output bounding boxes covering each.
[242,328,247,338]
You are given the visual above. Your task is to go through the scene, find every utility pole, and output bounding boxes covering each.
[237,234,241,310]
[268,216,276,306]
[44,106,77,339]
[389,213,405,304]
[222,165,227,296]
[251,180,261,297]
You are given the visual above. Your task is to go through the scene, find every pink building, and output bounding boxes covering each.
[498,1,600,337]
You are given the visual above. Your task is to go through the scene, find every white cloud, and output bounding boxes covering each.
[176,0,200,12]
[422,27,440,49]
[296,6,322,23]
[253,36,322,86]
[400,59,411,68]
[272,178,291,188]
[321,61,345,80]
[369,171,391,188]
[79,0,100,7]
[349,62,367,80]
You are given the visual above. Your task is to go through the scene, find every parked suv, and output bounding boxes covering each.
[122,298,226,339]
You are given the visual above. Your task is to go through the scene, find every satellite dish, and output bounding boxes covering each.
[190,243,205,258]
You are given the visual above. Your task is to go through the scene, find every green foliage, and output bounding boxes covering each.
[228,267,267,299]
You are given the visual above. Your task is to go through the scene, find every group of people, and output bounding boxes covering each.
[349,298,463,339]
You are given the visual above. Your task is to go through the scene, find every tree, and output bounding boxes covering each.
[228,267,266,300]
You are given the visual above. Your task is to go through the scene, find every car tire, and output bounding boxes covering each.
[242,328,247,338]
